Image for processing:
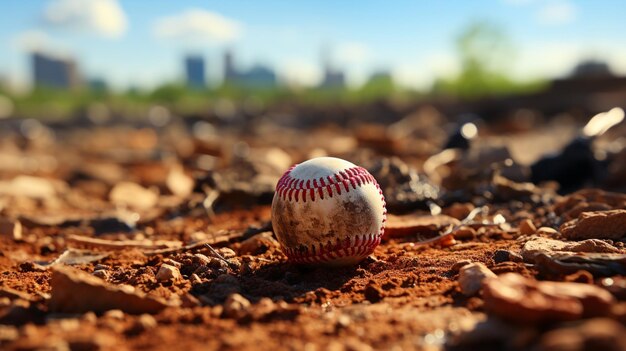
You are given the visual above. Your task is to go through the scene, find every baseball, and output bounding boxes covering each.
[271,157,387,266]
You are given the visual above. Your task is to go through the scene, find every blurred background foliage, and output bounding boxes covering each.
[4,21,550,121]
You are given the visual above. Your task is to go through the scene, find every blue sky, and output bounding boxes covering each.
[1,0,626,91]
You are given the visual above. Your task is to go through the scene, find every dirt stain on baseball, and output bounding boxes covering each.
[272,193,376,249]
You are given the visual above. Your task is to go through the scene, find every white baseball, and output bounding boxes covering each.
[271,157,387,265]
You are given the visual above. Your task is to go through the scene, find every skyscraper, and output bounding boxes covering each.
[32,52,81,90]
[222,49,277,87]
[185,55,206,89]
[223,50,236,84]
[319,46,345,89]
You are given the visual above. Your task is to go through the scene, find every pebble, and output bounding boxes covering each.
[451,260,473,273]
[482,273,615,323]
[162,258,182,268]
[94,264,110,271]
[216,247,237,259]
[92,269,109,280]
[385,214,460,238]
[560,209,626,240]
[521,236,620,262]
[223,293,251,319]
[493,250,522,263]
[109,181,158,210]
[0,218,22,241]
[538,318,626,350]
[208,257,230,270]
[518,219,536,235]
[104,309,124,320]
[452,226,476,240]
[126,313,158,335]
[364,283,384,303]
[445,203,474,220]
[192,253,212,265]
[237,232,279,255]
[49,265,171,314]
[0,325,18,342]
[156,264,181,282]
[537,227,558,235]
[458,262,496,296]
[190,273,203,285]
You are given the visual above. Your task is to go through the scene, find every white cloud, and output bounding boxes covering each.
[536,1,578,25]
[512,42,581,79]
[392,53,460,90]
[12,30,73,58]
[13,30,50,52]
[336,42,370,63]
[43,0,127,38]
[280,60,322,87]
[154,9,242,44]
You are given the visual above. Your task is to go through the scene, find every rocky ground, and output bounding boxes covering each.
[0,109,625,350]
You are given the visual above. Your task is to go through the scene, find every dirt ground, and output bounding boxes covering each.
[1,113,625,351]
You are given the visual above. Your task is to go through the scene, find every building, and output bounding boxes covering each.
[222,50,277,87]
[185,55,206,89]
[32,52,81,90]
[223,50,237,83]
[319,46,345,89]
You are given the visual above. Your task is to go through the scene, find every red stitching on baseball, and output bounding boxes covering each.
[282,233,382,264]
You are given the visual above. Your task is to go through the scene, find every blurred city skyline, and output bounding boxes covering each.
[2,0,626,92]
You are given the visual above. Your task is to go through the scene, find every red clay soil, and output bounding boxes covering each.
[0,124,625,351]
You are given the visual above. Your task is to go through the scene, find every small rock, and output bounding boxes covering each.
[458,262,496,296]
[137,313,157,330]
[238,232,279,255]
[364,282,384,302]
[181,293,202,308]
[493,250,523,263]
[190,273,202,285]
[104,310,124,320]
[53,249,109,266]
[561,210,626,240]
[0,325,19,342]
[453,226,476,240]
[537,227,558,235]
[0,218,22,241]
[451,260,473,273]
[248,297,276,320]
[208,257,230,270]
[162,258,182,268]
[0,175,60,199]
[367,157,440,212]
[521,237,620,262]
[92,269,109,280]
[94,264,110,271]
[19,261,47,272]
[82,312,97,323]
[217,247,236,259]
[50,265,171,314]
[166,165,194,198]
[222,293,251,319]
[156,264,181,282]
[385,214,460,238]
[538,318,626,351]
[192,254,211,265]
[483,273,615,323]
[445,203,474,220]
[109,181,159,210]
[127,314,157,335]
[518,219,536,235]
